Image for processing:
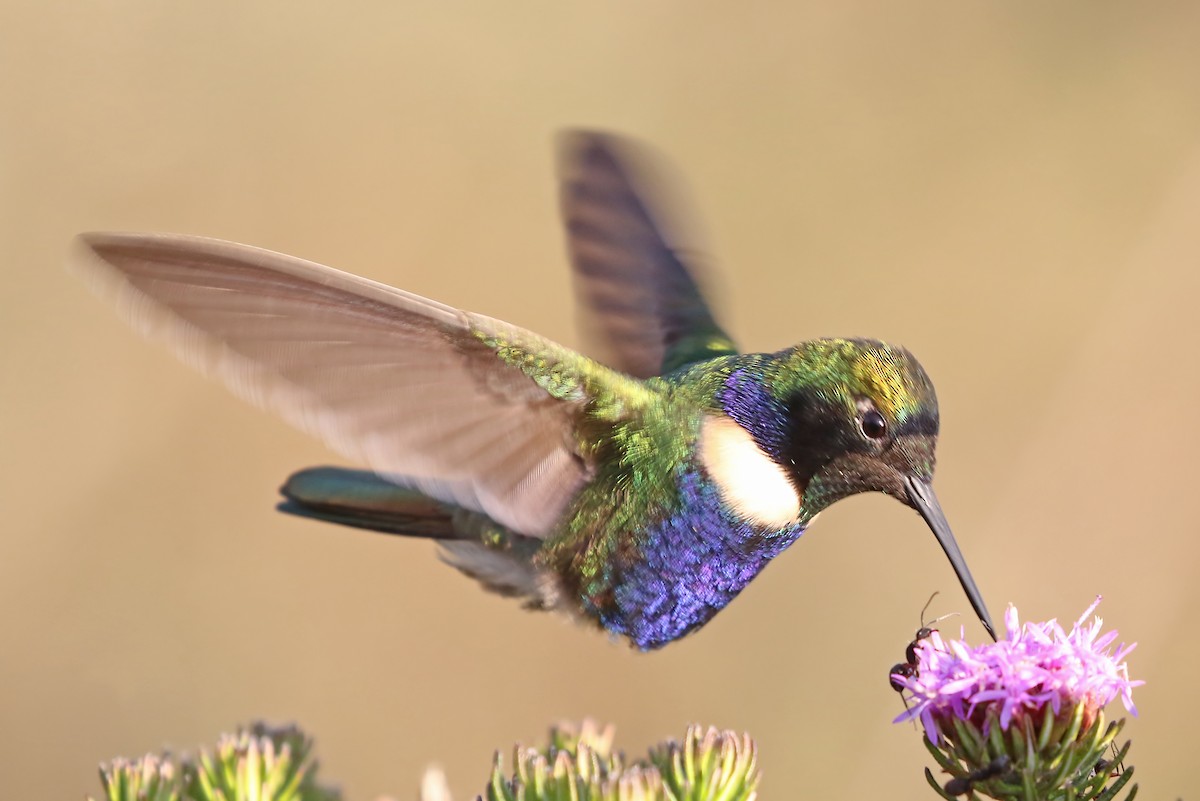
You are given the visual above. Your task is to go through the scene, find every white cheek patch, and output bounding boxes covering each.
[699,416,801,529]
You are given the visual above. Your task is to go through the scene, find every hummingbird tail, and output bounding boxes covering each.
[278,466,459,539]
[279,466,559,610]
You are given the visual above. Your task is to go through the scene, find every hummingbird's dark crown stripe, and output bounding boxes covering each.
[894,411,938,438]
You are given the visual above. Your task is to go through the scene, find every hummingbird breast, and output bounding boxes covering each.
[566,463,807,650]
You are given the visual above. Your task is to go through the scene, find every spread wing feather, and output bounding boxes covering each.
[73,232,640,537]
[559,132,738,377]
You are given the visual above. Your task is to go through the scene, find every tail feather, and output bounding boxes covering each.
[279,465,559,609]
[278,466,457,539]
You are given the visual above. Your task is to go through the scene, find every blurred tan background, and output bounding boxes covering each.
[3,2,1199,799]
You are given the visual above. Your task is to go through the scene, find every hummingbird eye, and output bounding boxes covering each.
[861,409,888,439]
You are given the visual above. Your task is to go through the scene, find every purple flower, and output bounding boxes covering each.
[892,598,1142,800]
[894,597,1141,743]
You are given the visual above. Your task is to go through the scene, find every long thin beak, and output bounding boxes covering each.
[904,477,996,640]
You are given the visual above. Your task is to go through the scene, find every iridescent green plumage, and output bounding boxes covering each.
[75,131,994,649]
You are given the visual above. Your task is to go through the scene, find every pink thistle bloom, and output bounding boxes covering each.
[893,597,1142,745]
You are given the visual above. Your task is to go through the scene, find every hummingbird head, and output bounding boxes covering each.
[717,338,939,512]
[776,339,940,514]
[715,338,995,638]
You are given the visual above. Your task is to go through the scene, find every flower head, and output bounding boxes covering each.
[895,597,1140,740]
[90,723,339,801]
[485,721,759,801]
[93,754,179,801]
[892,598,1142,801]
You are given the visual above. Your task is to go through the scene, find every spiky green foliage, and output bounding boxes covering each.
[646,726,759,801]
[920,705,1136,801]
[483,721,758,801]
[94,754,181,801]
[89,724,338,801]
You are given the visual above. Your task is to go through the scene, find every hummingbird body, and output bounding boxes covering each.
[281,339,946,649]
[76,132,996,649]
[539,357,810,649]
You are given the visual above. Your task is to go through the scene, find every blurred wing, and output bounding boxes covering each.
[74,232,642,537]
[559,131,738,378]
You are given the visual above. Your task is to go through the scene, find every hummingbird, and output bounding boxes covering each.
[74,131,995,650]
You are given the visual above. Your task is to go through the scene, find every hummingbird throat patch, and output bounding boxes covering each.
[698,416,801,529]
